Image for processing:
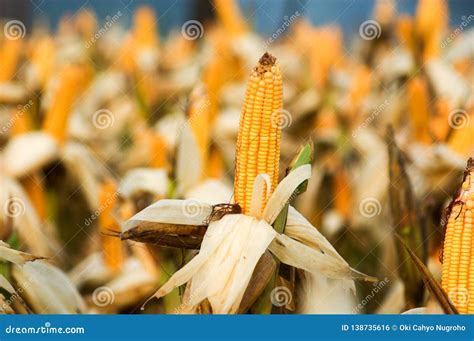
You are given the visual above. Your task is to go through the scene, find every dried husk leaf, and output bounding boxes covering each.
[62,142,110,211]
[121,199,211,248]
[148,214,277,314]
[0,176,58,257]
[184,179,233,205]
[12,260,86,314]
[0,241,44,264]
[176,124,202,195]
[263,165,312,224]
[3,132,58,178]
[119,168,168,199]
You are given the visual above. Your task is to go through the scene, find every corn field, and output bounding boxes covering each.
[0,0,473,317]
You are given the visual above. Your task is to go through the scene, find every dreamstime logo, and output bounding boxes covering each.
[448,109,470,129]
[3,197,25,218]
[84,11,123,48]
[271,109,292,129]
[92,286,115,307]
[181,20,204,40]
[1,100,33,135]
[352,100,389,138]
[92,109,115,129]
[352,277,389,313]
[181,199,205,218]
[4,20,26,40]
[441,15,474,48]
[262,11,301,48]
[270,286,292,309]
[359,20,381,40]
[359,197,381,218]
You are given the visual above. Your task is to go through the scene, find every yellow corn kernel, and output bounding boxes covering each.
[407,77,431,144]
[188,84,211,168]
[234,52,283,214]
[42,64,85,143]
[99,179,124,272]
[442,158,474,314]
[214,0,248,37]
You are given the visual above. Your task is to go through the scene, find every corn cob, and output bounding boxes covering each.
[29,37,55,88]
[310,27,342,88]
[188,84,211,168]
[214,0,248,37]
[396,16,415,54]
[149,133,169,170]
[74,9,97,42]
[407,77,431,144]
[441,158,474,314]
[133,6,159,48]
[0,39,22,82]
[204,30,244,121]
[99,179,124,272]
[42,64,86,144]
[415,0,447,61]
[234,52,283,214]
[448,111,474,158]
[11,104,47,221]
[207,147,224,179]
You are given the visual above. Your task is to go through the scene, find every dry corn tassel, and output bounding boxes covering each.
[234,52,283,215]
[441,158,474,314]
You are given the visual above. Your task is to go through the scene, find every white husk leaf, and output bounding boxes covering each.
[184,179,233,205]
[119,168,168,199]
[3,132,58,178]
[102,257,157,309]
[0,176,57,257]
[123,199,212,232]
[12,260,86,314]
[68,252,112,287]
[0,273,16,294]
[249,174,271,218]
[298,271,356,314]
[176,124,202,195]
[0,241,44,265]
[263,164,311,224]
[149,214,276,314]
[425,59,470,107]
